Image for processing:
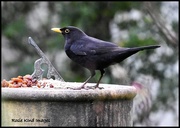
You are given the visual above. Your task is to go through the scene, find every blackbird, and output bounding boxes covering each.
[51,26,160,89]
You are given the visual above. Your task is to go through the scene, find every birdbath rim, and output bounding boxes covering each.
[2,82,137,101]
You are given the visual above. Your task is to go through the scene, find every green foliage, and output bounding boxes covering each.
[3,18,26,39]
[118,20,138,30]
[18,61,35,76]
[123,32,157,47]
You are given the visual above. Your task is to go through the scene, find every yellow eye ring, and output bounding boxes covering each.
[65,29,70,33]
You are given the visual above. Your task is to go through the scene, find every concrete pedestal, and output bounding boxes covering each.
[2,82,136,126]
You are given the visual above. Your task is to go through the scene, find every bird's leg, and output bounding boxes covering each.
[69,70,95,90]
[86,69,105,89]
[80,70,95,89]
[95,69,105,88]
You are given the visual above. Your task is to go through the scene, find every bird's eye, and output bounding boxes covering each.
[65,29,70,33]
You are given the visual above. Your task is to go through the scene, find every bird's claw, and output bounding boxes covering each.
[85,85,104,90]
[66,85,104,90]
[66,86,87,90]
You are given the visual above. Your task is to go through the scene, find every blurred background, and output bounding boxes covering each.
[1,1,178,126]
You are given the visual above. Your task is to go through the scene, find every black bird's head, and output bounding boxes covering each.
[51,26,86,41]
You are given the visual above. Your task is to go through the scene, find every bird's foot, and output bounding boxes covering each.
[66,85,103,90]
[85,85,104,90]
[67,86,84,90]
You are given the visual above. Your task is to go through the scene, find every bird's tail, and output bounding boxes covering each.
[114,45,160,63]
[130,45,160,51]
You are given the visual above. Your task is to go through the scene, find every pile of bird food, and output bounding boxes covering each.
[1,75,36,88]
[1,74,67,89]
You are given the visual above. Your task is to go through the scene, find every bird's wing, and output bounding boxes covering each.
[70,36,121,56]
[70,42,88,55]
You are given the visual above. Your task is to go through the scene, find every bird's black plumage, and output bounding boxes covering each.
[51,26,160,89]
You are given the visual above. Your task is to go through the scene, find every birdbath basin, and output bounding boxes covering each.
[2,82,136,126]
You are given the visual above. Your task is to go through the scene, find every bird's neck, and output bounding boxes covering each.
[64,40,71,50]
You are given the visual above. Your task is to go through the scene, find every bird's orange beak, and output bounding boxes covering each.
[51,28,62,33]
